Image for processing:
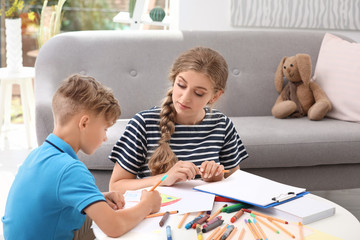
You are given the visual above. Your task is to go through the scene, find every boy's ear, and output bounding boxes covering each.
[79,115,90,130]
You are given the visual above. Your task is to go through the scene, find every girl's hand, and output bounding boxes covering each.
[161,161,200,186]
[199,161,225,182]
[103,191,125,210]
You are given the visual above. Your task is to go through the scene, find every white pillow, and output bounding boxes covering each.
[313,33,360,122]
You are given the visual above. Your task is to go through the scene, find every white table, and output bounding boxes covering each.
[0,67,35,149]
[93,194,360,240]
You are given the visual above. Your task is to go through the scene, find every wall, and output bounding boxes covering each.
[178,0,360,42]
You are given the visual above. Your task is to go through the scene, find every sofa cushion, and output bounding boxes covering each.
[313,33,360,122]
[80,116,360,172]
[232,116,360,168]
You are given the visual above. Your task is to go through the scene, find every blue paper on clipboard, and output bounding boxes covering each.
[193,170,309,208]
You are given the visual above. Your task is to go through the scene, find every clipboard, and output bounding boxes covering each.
[193,170,309,208]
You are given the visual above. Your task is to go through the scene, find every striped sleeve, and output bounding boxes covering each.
[109,113,148,175]
[219,116,248,169]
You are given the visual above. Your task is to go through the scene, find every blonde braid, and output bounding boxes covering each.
[148,89,178,175]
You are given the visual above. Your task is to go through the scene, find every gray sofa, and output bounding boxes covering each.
[35,30,360,192]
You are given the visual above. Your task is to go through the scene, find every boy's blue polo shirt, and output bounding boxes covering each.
[2,134,105,240]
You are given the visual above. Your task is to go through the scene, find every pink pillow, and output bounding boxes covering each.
[313,33,360,122]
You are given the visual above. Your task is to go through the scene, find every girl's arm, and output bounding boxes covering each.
[109,161,201,192]
[109,164,163,192]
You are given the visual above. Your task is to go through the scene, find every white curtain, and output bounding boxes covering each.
[231,0,360,30]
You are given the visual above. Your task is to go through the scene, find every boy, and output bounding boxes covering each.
[2,74,161,239]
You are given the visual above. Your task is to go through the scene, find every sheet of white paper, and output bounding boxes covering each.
[120,179,214,233]
[194,170,306,207]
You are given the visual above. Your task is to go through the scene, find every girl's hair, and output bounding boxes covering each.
[52,74,121,126]
[148,47,228,175]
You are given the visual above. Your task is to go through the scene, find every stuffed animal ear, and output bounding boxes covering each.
[296,54,312,86]
[274,56,287,93]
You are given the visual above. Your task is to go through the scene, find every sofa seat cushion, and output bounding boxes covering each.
[81,117,360,172]
[233,117,360,169]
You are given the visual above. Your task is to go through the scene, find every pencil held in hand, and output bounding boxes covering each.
[150,174,168,191]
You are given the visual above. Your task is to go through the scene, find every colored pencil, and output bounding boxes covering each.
[205,226,221,240]
[253,219,268,240]
[243,209,288,224]
[298,222,304,240]
[251,214,279,234]
[207,204,227,222]
[145,210,178,219]
[226,227,237,240]
[149,174,168,191]
[244,219,258,240]
[213,224,228,240]
[248,219,261,240]
[237,227,245,240]
[178,212,190,229]
[268,219,295,239]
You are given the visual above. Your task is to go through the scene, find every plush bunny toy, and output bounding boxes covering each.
[271,54,332,120]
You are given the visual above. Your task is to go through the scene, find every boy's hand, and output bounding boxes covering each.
[103,191,125,210]
[140,190,161,214]
[199,161,224,182]
[162,161,200,186]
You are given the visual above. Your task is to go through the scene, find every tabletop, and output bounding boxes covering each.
[93,193,360,240]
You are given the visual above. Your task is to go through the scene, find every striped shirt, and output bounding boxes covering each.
[109,107,248,178]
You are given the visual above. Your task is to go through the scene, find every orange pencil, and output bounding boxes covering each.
[253,219,267,240]
[268,219,295,239]
[226,227,237,240]
[207,204,227,222]
[298,222,304,240]
[243,209,288,224]
[244,219,257,240]
[145,210,178,219]
[223,170,230,173]
[251,214,279,234]
[248,219,261,240]
[213,224,228,240]
[205,226,221,240]
[196,211,205,217]
[149,174,167,191]
[237,227,245,240]
[178,212,190,229]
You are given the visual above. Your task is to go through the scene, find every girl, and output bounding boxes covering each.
[109,47,248,192]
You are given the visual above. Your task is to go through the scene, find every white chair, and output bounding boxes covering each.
[0,67,36,149]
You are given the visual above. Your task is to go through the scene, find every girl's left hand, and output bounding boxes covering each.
[199,161,224,182]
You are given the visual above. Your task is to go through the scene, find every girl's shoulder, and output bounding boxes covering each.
[205,108,229,121]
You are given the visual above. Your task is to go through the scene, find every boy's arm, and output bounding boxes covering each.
[85,190,161,238]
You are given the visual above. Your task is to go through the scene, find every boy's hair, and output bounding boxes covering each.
[52,74,121,126]
[148,47,229,175]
